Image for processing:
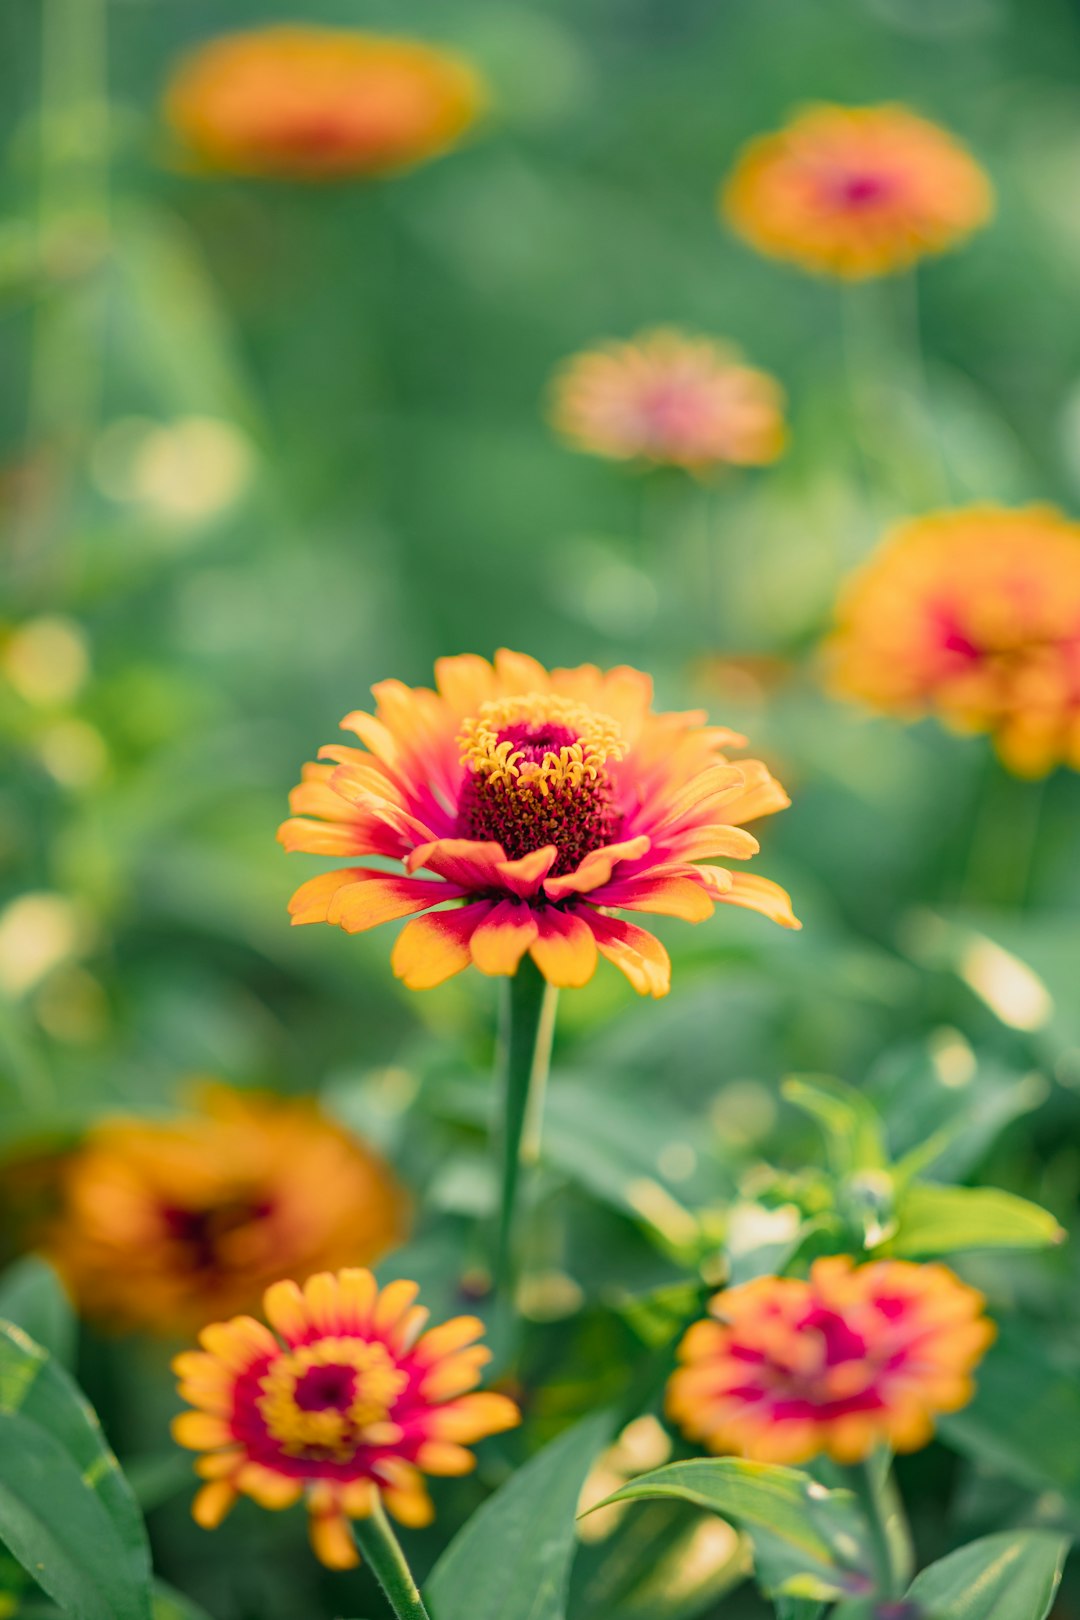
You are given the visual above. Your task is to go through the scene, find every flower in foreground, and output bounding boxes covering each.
[165,26,485,182]
[722,104,992,279]
[667,1256,994,1465]
[173,1269,519,1567]
[279,651,799,998]
[49,1086,406,1334]
[549,329,787,473]
[826,505,1080,776]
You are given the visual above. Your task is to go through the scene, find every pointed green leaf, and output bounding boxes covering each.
[886,1183,1064,1258]
[0,1258,75,1368]
[426,1412,611,1620]
[0,1321,152,1620]
[584,1458,872,1601]
[782,1076,887,1179]
[904,1530,1068,1619]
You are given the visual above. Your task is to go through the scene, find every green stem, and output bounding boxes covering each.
[352,1495,431,1620]
[493,956,558,1297]
[847,1454,906,1601]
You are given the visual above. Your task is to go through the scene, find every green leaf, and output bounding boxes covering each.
[939,1322,1080,1508]
[0,1258,75,1369]
[885,1183,1064,1258]
[425,1412,612,1620]
[153,1580,215,1620]
[585,1458,872,1601]
[904,1530,1069,1619]
[0,1320,152,1620]
[781,1076,887,1179]
[569,1497,749,1620]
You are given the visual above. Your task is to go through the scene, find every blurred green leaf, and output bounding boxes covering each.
[0,1259,74,1370]
[586,1459,873,1601]
[904,1529,1069,1619]
[885,1183,1063,1258]
[152,1581,214,1620]
[569,1497,749,1620]
[425,1412,612,1620]
[782,1075,888,1179]
[0,1321,152,1620]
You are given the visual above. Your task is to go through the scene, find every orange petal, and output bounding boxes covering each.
[391,904,492,990]
[287,867,366,925]
[413,1315,485,1366]
[542,836,651,900]
[720,872,801,929]
[173,1412,233,1451]
[592,869,716,921]
[470,901,539,976]
[326,871,461,933]
[495,845,558,898]
[308,1502,359,1570]
[192,1480,238,1529]
[406,838,506,887]
[528,908,599,988]
[426,1391,521,1443]
[434,652,498,715]
[276,816,369,856]
[584,913,670,997]
[263,1279,309,1344]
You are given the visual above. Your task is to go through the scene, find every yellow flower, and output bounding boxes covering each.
[550,330,786,472]
[278,650,799,999]
[172,1268,520,1568]
[48,1086,407,1334]
[722,104,992,279]
[667,1256,994,1466]
[826,505,1080,776]
[165,26,486,181]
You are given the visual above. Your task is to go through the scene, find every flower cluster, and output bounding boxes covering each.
[722,104,993,279]
[173,1268,519,1568]
[48,1086,406,1334]
[278,651,799,998]
[166,26,485,181]
[667,1256,994,1465]
[826,505,1080,776]
[550,330,787,473]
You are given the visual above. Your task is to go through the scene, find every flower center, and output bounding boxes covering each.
[160,1198,274,1275]
[456,695,626,876]
[257,1338,408,1461]
[830,169,896,211]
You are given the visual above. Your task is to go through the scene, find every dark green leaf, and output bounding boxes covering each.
[904,1529,1069,1619]
[425,1412,612,1620]
[585,1458,872,1601]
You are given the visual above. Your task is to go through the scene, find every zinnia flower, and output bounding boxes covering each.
[826,505,1080,776]
[667,1256,994,1465]
[165,26,485,182]
[550,329,786,473]
[278,651,799,998]
[173,1268,519,1567]
[48,1086,407,1334]
[722,104,993,279]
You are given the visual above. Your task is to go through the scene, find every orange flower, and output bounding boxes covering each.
[667,1256,994,1466]
[826,505,1080,776]
[48,1086,407,1334]
[173,1269,519,1568]
[278,651,799,999]
[722,105,992,278]
[165,26,485,182]
[550,330,787,473]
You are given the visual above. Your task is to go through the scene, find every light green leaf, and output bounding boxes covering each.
[0,1321,152,1620]
[781,1076,887,1179]
[426,1412,612,1620]
[569,1497,749,1620]
[0,1258,75,1369]
[904,1530,1069,1619]
[584,1458,872,1601]
[886,1183,1064,1257]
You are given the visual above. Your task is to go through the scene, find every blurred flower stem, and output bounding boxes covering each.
[959,752,1046,908]
[845,1451,911,1601]
[352,1495,432,1620]
[493,957,558,1304]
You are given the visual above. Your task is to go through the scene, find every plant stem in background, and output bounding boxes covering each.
[493,956,558,1300]
[846,1452,910,1601]
[959,751,1046,909]
[352,1495,432,1620]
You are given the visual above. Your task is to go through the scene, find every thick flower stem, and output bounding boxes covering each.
[493,956,558,1300]
[352,1495,432,1620]
[846,1452,909,1602]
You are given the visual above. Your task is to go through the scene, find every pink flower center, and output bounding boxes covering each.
[829,169,896,211]
[160,1198,274,1274]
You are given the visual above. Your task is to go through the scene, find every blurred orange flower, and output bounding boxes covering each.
[667,1256,993,1466]
[173,1268,519,1568]
[826,505,1080,776]
[165,26,485,181]
[550,330,787,473]
[279,651,799,999]
[722,105,992,278]
[48,1086,407,1334]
